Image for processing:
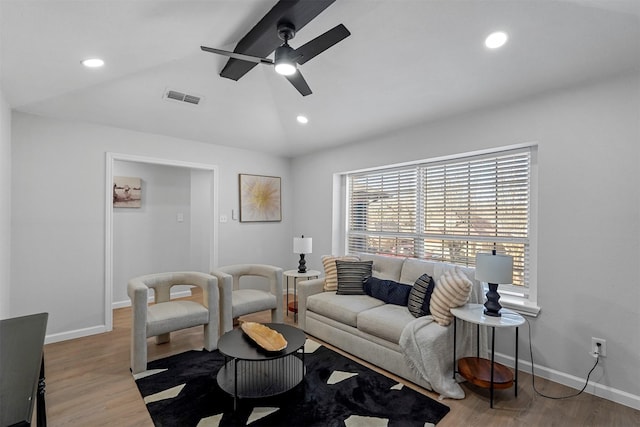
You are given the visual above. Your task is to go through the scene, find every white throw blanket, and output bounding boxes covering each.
[400,315,466,399]
[399,263,488,399]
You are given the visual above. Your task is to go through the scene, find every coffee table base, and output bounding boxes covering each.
[217,351,305,407]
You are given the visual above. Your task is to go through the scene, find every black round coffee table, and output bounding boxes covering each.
[217,323,306,409]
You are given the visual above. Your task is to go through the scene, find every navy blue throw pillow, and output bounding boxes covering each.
[363,276,412,306]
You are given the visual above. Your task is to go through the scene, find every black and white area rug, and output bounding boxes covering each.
[134,340,450,426]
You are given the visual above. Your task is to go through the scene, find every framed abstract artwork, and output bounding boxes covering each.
[113,176,142,208]
[239,174,281,222]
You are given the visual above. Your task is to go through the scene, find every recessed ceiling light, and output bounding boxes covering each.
[296,115,309,124]
[485,31,508,49]
[81,58,105,68]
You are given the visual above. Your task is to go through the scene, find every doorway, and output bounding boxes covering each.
[104,153,218,331]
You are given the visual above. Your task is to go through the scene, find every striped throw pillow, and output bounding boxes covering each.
[430,268,472,326]
[322,255,360,291]
[407,273,435,317]
[335,260,373,295]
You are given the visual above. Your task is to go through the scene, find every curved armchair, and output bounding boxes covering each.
[211,264,283,333]
[127,271,219,374]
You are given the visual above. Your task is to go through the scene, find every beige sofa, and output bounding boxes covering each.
[298,253,487,398]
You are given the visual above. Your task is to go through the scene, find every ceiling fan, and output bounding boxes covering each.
[200,0,350,96]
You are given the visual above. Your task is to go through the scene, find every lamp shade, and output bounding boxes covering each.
[475,253,513,284]
[293,236,312,254]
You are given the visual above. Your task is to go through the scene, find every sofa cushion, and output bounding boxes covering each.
[407,273,436,317]
[357,304,416,344]
[321,255,360,291]
[430,267,473,326]
[399,257,437,284]
[358,253,405,281]
[336,260,373,295]
[307,292,384,327]
[363,276,412,306]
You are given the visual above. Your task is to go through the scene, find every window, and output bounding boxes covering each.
[345,146,538,313]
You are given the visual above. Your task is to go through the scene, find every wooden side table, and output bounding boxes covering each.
[451,303,525,408]
[283,269,320,322]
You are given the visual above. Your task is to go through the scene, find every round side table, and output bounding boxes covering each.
[451,303,525,408]
[283,269,320,322]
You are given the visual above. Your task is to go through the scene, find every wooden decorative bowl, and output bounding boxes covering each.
[240,322,288,352]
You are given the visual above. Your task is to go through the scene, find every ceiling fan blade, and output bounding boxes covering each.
[285,71,312,96]
[294,24,350,65]
[200,46,273,65]
[220,0,336,81]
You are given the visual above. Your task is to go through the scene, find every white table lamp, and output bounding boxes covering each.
[475,251,513,317]
[293,235,312,273]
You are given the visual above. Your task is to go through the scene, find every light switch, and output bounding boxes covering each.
[177,213,184,223]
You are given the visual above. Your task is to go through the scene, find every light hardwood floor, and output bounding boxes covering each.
[42,295,639,426]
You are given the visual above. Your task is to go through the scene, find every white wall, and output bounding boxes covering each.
[292,74,640,406]
[0,89,10,319]
[112,161,194,305]
[190,169,213,272]
[11,113,292,339]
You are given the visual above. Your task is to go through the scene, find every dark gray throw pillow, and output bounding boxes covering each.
[335,260,373,295]
[363,276,412,306]
[407,273,436,317]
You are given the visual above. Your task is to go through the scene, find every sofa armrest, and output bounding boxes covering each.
[297,278,325,330]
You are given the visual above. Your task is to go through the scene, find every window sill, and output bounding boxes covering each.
[500,296,541,317]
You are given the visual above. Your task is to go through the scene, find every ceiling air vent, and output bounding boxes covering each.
[163,89,203,106]
[183,94,200,105]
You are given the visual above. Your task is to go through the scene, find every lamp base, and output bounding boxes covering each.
[297,254,307,273]
[484,282,502,317]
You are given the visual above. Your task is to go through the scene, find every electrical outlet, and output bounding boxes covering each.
[591,337,606,357]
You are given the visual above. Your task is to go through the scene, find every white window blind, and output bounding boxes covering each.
[346,148,531,289]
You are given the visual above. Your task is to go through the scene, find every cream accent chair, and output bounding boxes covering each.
[211,264,283,333]
[127,271,219,374]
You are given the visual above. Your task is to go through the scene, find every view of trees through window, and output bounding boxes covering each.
[347,149,530,289]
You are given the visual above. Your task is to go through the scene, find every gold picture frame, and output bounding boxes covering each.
[239,174,282,222]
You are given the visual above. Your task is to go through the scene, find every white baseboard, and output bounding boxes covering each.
[111,290,193,309]
[45,290,194,344]
[45,325,108,344]
[112,299,132,309]
[495,352,640,411]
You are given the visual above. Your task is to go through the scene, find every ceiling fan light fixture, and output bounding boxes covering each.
[296,115,309,124]
[274,44,297,76]
[275,61,296,76]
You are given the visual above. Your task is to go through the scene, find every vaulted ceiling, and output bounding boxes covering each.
[1,0,639,157]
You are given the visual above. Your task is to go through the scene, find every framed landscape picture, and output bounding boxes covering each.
[239,174,281,222]
[113,176,142,208]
